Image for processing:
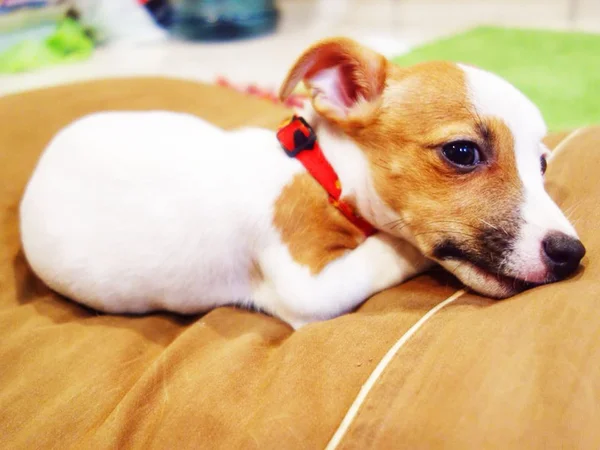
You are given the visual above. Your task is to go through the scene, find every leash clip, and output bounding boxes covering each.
[277,115,317,157]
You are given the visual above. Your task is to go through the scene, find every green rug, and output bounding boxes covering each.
[392,26,600,131]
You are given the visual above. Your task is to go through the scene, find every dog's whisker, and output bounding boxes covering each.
[413,230,478,240]
[372,161,390,171]
[383,218,407,230]
[480,219,497,231]
[419,220,487,234]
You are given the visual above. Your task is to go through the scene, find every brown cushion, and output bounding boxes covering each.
[1,78,598,449]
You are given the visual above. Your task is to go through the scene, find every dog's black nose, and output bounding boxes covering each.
[542,232,586,279]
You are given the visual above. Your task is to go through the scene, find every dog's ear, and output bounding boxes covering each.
[279,37,388,123]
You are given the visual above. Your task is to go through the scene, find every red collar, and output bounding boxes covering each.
[276,116,377,237]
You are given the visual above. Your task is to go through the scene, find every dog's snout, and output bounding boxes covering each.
[542,232,586,279]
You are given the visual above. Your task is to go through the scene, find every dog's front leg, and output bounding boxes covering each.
[256,234,433,329]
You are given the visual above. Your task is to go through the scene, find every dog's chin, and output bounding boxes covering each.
[439,259,535,299]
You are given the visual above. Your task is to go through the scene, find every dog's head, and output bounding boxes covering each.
[279,37,585,298]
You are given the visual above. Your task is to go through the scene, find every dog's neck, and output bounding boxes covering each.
[298,104,413,242]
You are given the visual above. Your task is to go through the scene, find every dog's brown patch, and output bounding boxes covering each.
[343,62,524,259]
[272,173,365,274]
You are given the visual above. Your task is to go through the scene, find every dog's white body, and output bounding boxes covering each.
[20,110,427,328]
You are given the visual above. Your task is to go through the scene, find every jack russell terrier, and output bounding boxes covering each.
[20,37,586,329]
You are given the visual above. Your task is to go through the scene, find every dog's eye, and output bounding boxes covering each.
[441,141,481,168]
[541,155,547,175]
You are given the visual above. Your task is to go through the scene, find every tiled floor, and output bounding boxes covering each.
[1,0,598,97]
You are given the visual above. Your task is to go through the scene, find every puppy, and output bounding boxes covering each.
[19,37,585,329]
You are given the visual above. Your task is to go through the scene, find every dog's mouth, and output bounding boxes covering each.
[449,259,538,298]
[432,241,539,298]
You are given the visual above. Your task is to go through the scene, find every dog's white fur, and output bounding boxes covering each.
[20,45,580,329]
[20,110,429,328]
[449,64,579,294]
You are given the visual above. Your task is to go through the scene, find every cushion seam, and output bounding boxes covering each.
[324,288,467,450]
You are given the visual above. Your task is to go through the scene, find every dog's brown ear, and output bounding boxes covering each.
[279,37,388,122]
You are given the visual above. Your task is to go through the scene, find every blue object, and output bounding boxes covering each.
[142,0,174,28]
[0,0,49,13]
[170,0,279,41]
